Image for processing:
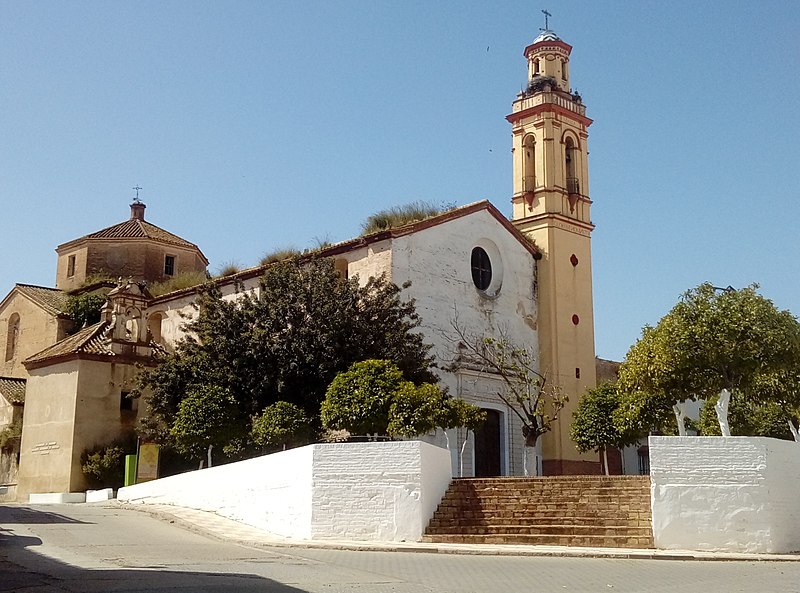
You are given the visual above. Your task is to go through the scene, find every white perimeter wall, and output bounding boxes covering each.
[118,441,452,542]
[650,436,800,553]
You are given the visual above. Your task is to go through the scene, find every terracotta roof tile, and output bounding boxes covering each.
[0,377,25,404]
[86,219,199,249]
[25,322,114,365]
[15,284,69,317]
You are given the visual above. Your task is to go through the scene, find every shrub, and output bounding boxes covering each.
[148,270,209,296]
[259,247,300,266]
[81,440,131,488]
[0,419,22,451]
[251,401,314,452]
[361,201,452,235]
[65,292,108,332]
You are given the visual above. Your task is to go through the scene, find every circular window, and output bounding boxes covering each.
[471,247,492,291]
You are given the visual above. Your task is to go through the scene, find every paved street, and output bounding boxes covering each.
[1,503,799,592]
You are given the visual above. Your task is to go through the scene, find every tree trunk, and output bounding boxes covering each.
[207,444,213,468]
[672,402,688,436]
[602,447,610,476]
[459,431,469,478]
[715,389,731,437]
[789,420,800,443]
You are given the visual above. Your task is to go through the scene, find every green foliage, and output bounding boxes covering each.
[388,382,442,438]
[361,201,452,235]
[613,388,677,439]
[617,283,800,435]
[388,383,486,438]
[137,257,435,459]
[65,292,108,332]
[0,419,22,451]
[697,393,792,439]
[251,401,314,452]
[321,360,485,438]
[80,273,115,287]
[321,360,404,435]
[148,271,209,296]
[571,384,636,454]
[259,247,301,266]
[438,397,487,433]
[172,385,243,457]
[170,385,244,462]
[80,437,134,488]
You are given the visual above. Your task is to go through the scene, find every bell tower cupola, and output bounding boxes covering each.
[508,20,599,475]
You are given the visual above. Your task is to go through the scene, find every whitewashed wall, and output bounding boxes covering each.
[118,441,451,542]
[650,436,800,553]
[390,209,538,477]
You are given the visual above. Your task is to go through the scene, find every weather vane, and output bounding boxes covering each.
[541,9,552,31]
[132,185,143,204]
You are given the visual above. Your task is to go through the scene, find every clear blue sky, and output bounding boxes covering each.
[2,1,798,362]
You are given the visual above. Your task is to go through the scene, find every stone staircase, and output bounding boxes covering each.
[423,475,653,548]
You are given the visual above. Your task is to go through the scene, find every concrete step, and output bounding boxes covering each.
[421,533,655,548]
[425,524,653,536]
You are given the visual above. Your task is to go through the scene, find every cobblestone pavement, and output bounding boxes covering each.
[1,503,799,593]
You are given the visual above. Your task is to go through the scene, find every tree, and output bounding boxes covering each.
[251,401,313,452]
[387,382,486,440]
[571,384,635,474]
[170,385,244,468]
[65,291,108,333]
[696,392,792,440]
[137,257,435,460]
[448,323,567,475]
[617,283,800,437]
[321,359,404,436]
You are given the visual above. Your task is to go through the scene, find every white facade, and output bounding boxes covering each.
[146,202,540,478]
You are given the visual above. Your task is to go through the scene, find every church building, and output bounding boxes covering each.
[0,25,603,501]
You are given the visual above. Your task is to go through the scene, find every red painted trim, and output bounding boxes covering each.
[507,103,593,127]
[524,39,572,57]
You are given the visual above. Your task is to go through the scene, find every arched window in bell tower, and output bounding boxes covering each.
[522,134,536,195]
[565,137,579,196]
[534,59,540,74]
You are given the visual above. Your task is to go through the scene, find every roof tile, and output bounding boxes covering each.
[25,322,114,365]
[86,219,199,249]
[15,284,69,317]
[0,377,26,404]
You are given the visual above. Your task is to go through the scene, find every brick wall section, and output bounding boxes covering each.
[424,475,653,547]
[650,436,800,553]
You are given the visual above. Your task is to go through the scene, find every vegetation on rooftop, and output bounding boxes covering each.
[215,261,242,278]
[259,247,301,267]
[65,291,109,333]
[148,270,209,297]
[361,201,454,236]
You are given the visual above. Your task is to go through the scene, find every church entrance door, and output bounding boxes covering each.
[474,408,503,476]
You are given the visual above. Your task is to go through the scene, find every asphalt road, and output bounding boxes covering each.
[1,503,799,592]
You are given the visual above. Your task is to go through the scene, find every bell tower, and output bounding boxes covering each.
[508,26,598,474]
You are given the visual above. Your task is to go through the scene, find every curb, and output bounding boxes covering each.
[112,501,800,563]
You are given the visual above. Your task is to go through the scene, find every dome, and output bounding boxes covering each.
[533,30,561,43]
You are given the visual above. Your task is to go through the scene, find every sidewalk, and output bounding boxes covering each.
[109,500,800,562]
